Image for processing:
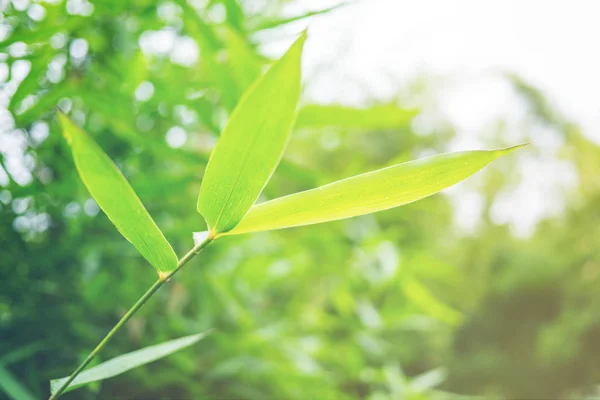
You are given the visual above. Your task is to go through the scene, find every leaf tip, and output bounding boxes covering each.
[294,29,308,50]
[201,328,216,338]
[498,143,530,155]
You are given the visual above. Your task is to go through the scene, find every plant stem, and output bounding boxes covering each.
[49,237,214,400]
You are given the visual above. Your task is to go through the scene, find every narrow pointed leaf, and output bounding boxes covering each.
[50,332,211,395]
[0,366,36,400]
[227,146,525,235]
[254,3,350,31]
[57,112,178,273]
[197,32,306,234]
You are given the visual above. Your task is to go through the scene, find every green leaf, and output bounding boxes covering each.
[50,332,211,395]
[411,368,447,391]
[218,0,245,32]
[197,32,306,235]
[0,343,46,366]
[57,112,178,273]
[9,46,55,114]
[295,104,417,130]
[227,145,526,235]
[0,366,36,400]
[402,275,462,326]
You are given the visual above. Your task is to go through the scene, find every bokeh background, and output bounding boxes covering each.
[1,0,600,399]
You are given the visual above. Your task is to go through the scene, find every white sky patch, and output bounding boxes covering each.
[450,190,485,234]
[69,38,88,60]
[27,3,46,21]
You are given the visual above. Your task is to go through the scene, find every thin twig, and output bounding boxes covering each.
[49,236,214,400]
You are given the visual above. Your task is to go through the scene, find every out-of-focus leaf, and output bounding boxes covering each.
[253,3,350,31]
[174,0,221,52]
[506,72,566,127]
[295,104,417,130]
[275,159,321,187]
[79,91,209,165]
[226,29,263,97]
[57,112,178,273]
[410,368,447,391]
[124,51,148,92]
[14,81,73,126]
[9,46,54,113]
[218,0,245,32]
[50,332,211,395]
[197,32,306,235]
[0,13,82,50]
[403,274,463,325]
[227,146,525,235]
[0,366,36,400]
[0,343,46,366]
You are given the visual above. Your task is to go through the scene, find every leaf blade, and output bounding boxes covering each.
[50,332,210,395]
[228,145,525,235]
[197,32,306,234]
[57,112,178,273]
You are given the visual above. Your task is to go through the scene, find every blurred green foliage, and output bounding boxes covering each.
[1,1,600,399]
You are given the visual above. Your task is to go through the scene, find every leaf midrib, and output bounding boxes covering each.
[210,111,270,232]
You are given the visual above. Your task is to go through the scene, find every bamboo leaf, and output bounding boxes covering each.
[197,32,306,235]
[226,146,526,235]
[50,332,211,395]
[57,112,178,273]
[9,47,55,114]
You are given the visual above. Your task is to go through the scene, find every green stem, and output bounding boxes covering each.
[49,237,214,400]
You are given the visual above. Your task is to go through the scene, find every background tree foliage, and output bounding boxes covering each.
[1,1,600,399]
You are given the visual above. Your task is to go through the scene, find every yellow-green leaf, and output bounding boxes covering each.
[197,32,306,235]
[226,146,525,235]
[57,112,177,273]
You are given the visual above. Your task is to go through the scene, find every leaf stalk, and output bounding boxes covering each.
[49,237,214,400]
